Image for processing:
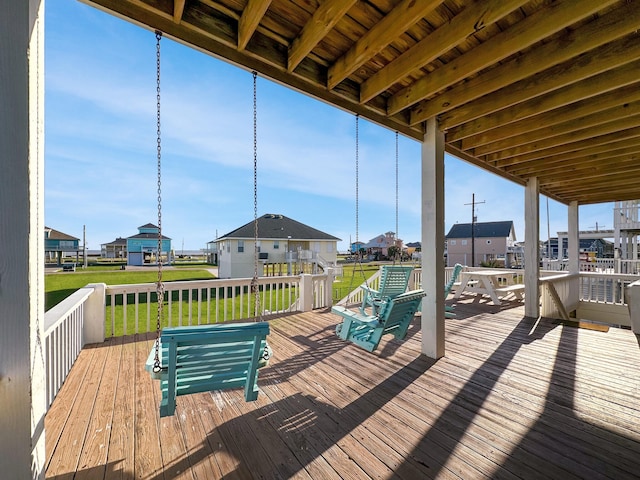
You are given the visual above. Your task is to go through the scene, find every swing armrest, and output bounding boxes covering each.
[145,343,166,380]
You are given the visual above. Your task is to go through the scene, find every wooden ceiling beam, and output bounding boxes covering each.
[456,58,640,154]
[238,0,273,50]
[405,1,638,123]
[568,190,640,205]
[505,142,640,177]
[327,0,440,90]
[537,156,640,184]
[470,101,640,156]
[359,0,526,104]
[173,0,186,23]
[288,0,355,72]
[548,176,640,195]
[439,34,640,129]
[490,123,640,167]
[451,81,640,146]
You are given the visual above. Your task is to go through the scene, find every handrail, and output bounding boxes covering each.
[44,287,94,409]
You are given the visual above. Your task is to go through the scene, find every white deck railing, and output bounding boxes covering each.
[103,274,336,336]
[44,287,94,409]
[542,258,640,275]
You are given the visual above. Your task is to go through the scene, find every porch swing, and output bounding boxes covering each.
[332,118,425,353]
[145,32,271,417]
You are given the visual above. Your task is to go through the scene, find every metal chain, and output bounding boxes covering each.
[395,131,399,262]
[153,31,164,372]
[251,71,261,318]
[355,114,359,247]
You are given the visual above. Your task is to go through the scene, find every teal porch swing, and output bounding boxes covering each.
[145,33,270,417]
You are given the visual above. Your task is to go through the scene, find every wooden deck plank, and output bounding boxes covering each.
[45,303,640,480]
[74,335,123,480]
[132,333,164,479]
[45,341,97,470]
[46,338,110,479]
[104,335,137,480]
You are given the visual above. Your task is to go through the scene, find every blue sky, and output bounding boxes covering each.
[44,1,614,252]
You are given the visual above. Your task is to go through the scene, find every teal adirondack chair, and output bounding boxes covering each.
[333,289,426,352]
[360,265,414,316]
[445,263,463,318]
[145,322,271,417]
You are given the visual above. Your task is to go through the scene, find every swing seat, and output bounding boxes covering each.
[145,322,270,417]
[360,265,414,316]
[333,289,426,352]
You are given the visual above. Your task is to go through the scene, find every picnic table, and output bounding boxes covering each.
[453,269,524,305]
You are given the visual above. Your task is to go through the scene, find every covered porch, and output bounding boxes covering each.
[45,301,640,479]
[5,1,640,478]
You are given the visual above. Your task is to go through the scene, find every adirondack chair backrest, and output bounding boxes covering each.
[377,289,426,335]
[147,322,270,417]
[444,263,463,298]
[377,265,414,299]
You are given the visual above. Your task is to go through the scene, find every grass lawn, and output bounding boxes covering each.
[45,269,215,311]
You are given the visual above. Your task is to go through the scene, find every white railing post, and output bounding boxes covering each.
[84,283,106,344]
[325,268,335,307]
[299,274,314,311]
[625,280,640,334]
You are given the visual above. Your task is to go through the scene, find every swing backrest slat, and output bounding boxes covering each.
[145,322,270,417]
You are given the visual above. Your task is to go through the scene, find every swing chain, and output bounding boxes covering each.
[251,71,261,318]
[153,30,164,373]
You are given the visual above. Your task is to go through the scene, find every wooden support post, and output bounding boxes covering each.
[0,1,46,477]
[567,201,580,311]
[421,117,445,359]
[524,178,540,318]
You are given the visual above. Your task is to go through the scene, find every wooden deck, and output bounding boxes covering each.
[45,299,640,479]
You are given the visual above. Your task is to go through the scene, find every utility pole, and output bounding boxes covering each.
[464,193,485,267]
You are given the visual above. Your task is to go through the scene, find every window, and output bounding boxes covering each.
[327,242,334,253]
[273,241,279,249]
[237,240,244,253]
[450,240,456,246]
[461,239,467,246]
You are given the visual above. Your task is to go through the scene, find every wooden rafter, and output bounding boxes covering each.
[506,141,640,176]
[287,0,356,72]
[439,35,640,129]
[470,101,640,156]
[495,126,640,168]
[359,0,527,104]
[451,82,640,145]
[327,0,440,90]
[238,0,272,50]
[402,0,631,122]
[174,0,186,23]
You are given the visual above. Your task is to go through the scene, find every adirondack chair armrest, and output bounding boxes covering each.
[360,285,380,296]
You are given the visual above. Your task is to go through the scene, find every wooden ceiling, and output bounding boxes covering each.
[80,0,640,205]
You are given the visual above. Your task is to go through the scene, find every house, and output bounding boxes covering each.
[349,241,365,255]
[446,221,517,267]
[211,214,340,278]
[44,226,80,265]
[405,241,421,259]
[364,231,402,260]
[101,237,127,259]
[126,223,172,266]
